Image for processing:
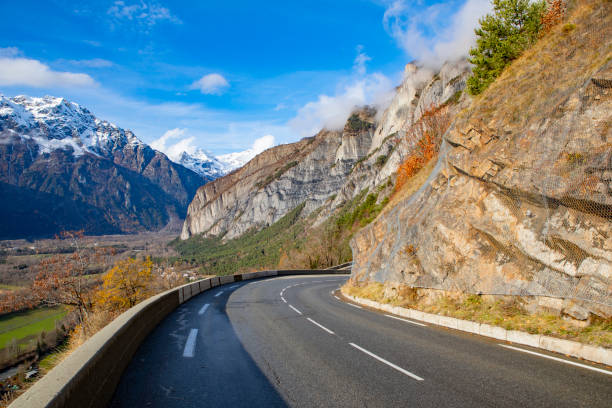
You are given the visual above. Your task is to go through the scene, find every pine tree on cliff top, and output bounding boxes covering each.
[467,0,546,95]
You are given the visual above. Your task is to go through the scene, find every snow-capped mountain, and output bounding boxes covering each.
[172,141,273,178]
[0,95,146,157]
[176,149,228,179]
[0,94,209,239]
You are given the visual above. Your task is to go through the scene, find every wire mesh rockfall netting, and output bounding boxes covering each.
[352,4,612,315]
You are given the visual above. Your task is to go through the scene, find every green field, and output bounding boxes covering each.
[0,306,68,348]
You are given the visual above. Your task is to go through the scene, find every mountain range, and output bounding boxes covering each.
[0,95,228,239]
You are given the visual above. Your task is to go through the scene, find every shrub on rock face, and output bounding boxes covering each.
[467,0,547,95]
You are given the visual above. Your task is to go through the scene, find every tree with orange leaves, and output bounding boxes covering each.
[32,231,115,322]
[95,257,154,311]
[541,0,566,33]
[395,104,451,193]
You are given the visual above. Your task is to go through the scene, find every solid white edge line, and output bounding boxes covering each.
[306,318,335,335]
[347,302,362,309]
[499,344,612,376]
[384,314,427,327]
[289,304,302,315]
[281,296,287,303]
[214,291,224,297]
[198,303,210,315]
[183,329,198,357]
[349,343,424,381]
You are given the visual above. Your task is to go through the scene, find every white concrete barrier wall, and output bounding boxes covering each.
[11,269,348,408]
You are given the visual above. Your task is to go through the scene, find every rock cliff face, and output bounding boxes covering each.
[351,1,612,319]
[0,95,207,238]
[180,61,471,241]
[180,116,371,240]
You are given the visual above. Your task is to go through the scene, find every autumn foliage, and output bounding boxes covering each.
[96,257,154,311]
[541,0,566,33]
[395,105,452,193]
[32,231,116,322]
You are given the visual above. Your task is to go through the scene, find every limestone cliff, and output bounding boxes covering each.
[180,61,470,241]
[351,0,612,320]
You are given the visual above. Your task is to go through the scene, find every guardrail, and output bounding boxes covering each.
[10,269,349,408]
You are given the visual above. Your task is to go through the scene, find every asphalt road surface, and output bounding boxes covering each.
[110,275,612,407]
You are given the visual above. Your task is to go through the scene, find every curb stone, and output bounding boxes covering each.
[343,293,611,367]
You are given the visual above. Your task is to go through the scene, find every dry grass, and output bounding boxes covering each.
[381,158,438,218]
[342,281,612,348]
[460,0,612,129]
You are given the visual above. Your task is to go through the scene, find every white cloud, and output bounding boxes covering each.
[217,135,276,170]
[107,1,181,26]
[68,58,114,68]
[252,134,275,154]
[0,47,20,58]
[383,0,492,68]
[0,52,97,88]
[190,73,230,95]
[288,47,394,137]
[150,128,197,160]
[82,40,102,47]
[353,45,371,76]
[151,128,277,171]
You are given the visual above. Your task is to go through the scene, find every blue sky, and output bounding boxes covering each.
[0,0,490,157]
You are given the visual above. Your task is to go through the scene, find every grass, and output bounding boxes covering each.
[0,284,23,292]
[0,306,68,349]
[342,282,612,348]
[38,342,68,372]
[336,190,389,230]
[461,0,612,131]
[381,158,437,218]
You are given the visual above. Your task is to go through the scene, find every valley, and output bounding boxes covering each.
[1,0,611,406]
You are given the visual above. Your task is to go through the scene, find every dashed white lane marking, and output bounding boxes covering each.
[183,329,198,357]
[384,314,427,327]
[289,305,302,315]
[229,284,239,289]
[214,291,224,297]
[198,303,210,315]
[347,303,362,309]
[499,344,612,376]
[307,318,335,335]
[281,296,287,303]
[334,296,340,301]
[349,343,424,381]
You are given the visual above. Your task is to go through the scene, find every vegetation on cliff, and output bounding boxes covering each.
[348,0,612,336]
[343,282,612,347]
[467,0,548,95]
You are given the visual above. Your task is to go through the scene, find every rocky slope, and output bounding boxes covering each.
[181,60,471,241]
[351,0,612,320]
[0,95,208,238]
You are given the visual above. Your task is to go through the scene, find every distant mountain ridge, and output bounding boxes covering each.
[176,149,230,180]
[175,142,273,179]
[0,95,210,238]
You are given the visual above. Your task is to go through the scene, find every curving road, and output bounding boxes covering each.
[110,275,612,407]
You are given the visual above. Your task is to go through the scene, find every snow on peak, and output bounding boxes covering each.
[177,149,227,179]
[0,94,145,157]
